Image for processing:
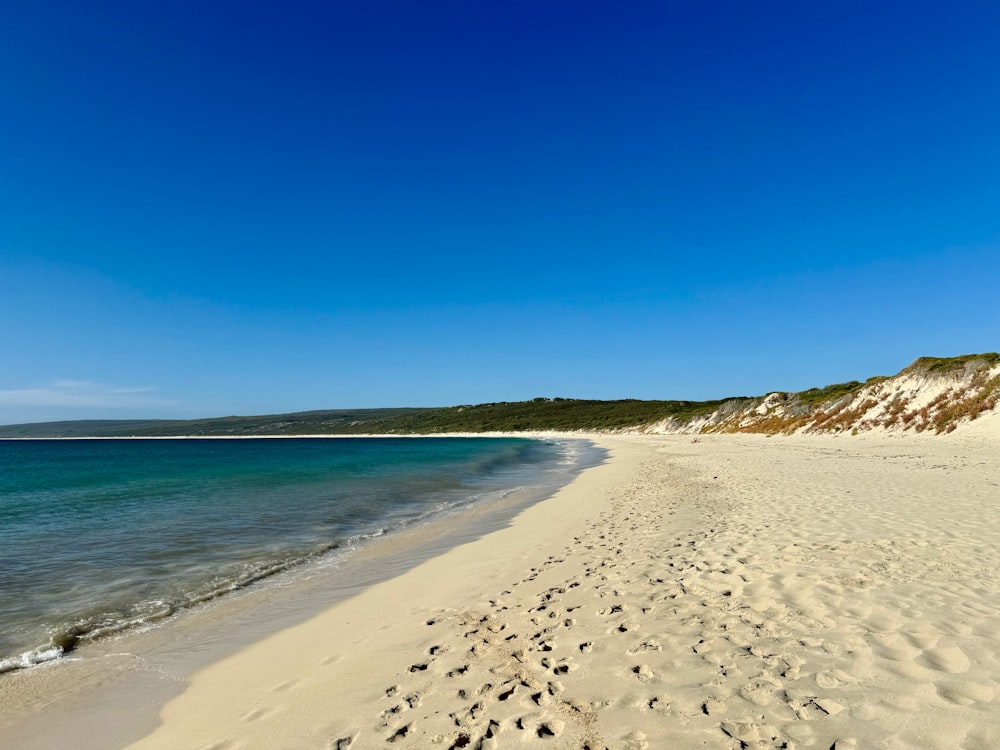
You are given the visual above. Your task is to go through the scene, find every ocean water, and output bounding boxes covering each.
[0,436,591,673]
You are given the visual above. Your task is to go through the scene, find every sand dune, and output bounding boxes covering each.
[122,428,1000,749]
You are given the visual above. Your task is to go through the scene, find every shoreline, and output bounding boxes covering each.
[0,436,603,749]
[4,429,1000,748]
[126,433,645,750]
[1,435,591,677]
[0,431,595,441]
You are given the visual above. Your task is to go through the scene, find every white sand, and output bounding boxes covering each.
[115,429,1000,748]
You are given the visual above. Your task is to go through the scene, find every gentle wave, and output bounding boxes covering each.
[0,437,596,674]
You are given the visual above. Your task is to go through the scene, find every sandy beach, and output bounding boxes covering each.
[99,425,996,750]
[4,426,1000,749]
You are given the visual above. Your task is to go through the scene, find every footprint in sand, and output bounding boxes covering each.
[739,674,782,706]
[514,712,565,739]
[701,696,726,716]
[483,718,501,739]
[720,721,782,746]
[379,704,404,726]
[540,656,576,675]
[386,723,412,743]
[815,668,855,689]
[632,664,655,682]
[403,692,422,709]
[626,638,662,655]
[497,683,517,701]
[646,694,670,714]
[526,680,564,707]
[476,682,493,696]
[445,732,472,749]
[788,695,831,720]
[535,720,565,739]
[448,701,484,727]
[528,690,551,707]
[621,729,649,749]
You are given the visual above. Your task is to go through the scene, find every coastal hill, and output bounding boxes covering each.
[642,352,1000,436]
[1,353,997,438]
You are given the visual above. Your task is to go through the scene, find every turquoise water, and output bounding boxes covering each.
[0,437,588,672]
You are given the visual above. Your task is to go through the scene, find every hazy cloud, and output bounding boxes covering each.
[0,380,173,409]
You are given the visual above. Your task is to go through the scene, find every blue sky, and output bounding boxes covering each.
[2,1,998,423]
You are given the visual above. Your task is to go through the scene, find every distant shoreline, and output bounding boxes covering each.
[0,433,560,440]
[3,352,998,439]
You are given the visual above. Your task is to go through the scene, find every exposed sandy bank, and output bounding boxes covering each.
[125,431,999,749]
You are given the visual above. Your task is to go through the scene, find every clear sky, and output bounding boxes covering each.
[2,1,998,423]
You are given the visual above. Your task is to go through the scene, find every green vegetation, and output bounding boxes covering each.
[369,398,743,433]
[0,419,174,438]
[794,380,865,406]
[909,353,1000,373]
[0,409,427,438]
[0,399,746,438]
